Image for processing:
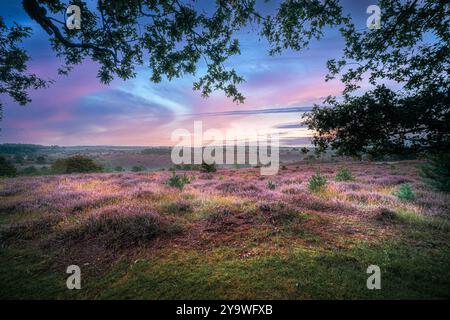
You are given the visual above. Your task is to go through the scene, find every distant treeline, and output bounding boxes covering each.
[0,143,59,154]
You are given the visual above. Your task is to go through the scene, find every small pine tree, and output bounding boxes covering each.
[201,161,217,173]
[166,171,190,190]
[267,180,276,190]
[335,167,355,182]
[308,170,327,192]
[393,183,416,201]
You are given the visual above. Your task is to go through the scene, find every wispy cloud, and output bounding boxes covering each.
[274,122,307,129]
[188,106,313,117]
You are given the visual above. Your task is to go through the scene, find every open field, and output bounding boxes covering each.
[1,160,449,299]
[0,144,307,173]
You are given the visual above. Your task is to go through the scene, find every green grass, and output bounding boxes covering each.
[0,248,71,299]
[2,237,448,299]
[392,208,450,232]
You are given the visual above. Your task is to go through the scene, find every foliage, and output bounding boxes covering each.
[201,161,217,173]
[131,166,145,172]
[304,85,450,156]
[308,170,327,192]
[19,166,39,176]
[0,155,17,177]
[13,154,24,164]
[335,167,354,182]
[393,183,416,201]
[267,180,276,190]
[420,152,450,193]
[0,144,43,154]
[51,155,103,174]
[36,155,46,164]
[304,0,449,156]
[0,16,48,108]
[166,171,190,190]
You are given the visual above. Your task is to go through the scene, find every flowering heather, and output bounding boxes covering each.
[0,160,449,299]
[62,204,169,248]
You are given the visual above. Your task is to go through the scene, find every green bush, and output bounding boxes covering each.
[308,170,327,192]
[51,155,103,174]
[420,152,450,193]
[131,165,145,172]
[267,180,276,190]
[13,154,24,164]
[166,171,190,190]
[201,161,217,173]
[0,156,17,177]
[20,166,39,176]
[36,155,46,164]
[335,167,355,181]
[393,183,416,201]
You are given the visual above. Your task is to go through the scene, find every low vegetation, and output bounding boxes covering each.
[420,151,450,193]
[166,171,191,190]
[0,160,449,299]
[51,155,103,174]
[0,156,17,177]
[393,183,416,201]
[335,167,354,182]
[201,161,217,173]
[308,170,327,192]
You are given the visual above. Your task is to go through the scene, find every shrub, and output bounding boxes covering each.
[420,152,450,193]
[114,166,124,172]
[335,167,354,182]
[201,161,217,173]
[13,154,24,164]
[132,165,145,172]
[40,166,50,174]
[160,199,192,214]
[166,171,190,190]
[20,166,39,176]
[51,155,103,174]
[267,180,276,190]
[308,170,327,192]
[205,206,233,225]
[0,156,17,177]
[259,201,299,225]
[375,208,397,223]
[36,155,46,164]
[65,209,167,247]
[393,183,416,201]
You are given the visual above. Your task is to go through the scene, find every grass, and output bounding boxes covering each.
[1,238,448,299]
[389,208,450,232]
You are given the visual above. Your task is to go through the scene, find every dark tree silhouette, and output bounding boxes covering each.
[0,0,448,156]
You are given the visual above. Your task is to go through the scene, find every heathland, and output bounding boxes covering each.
[1,159,449,299]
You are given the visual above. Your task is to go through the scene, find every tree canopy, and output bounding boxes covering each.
[0,0,448,156]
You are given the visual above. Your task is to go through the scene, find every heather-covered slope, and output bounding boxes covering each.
[1,161,449,299]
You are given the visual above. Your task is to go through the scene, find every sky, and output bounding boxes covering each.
[0,0,377,147]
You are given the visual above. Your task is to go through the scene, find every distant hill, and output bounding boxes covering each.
[0,144,49,154]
